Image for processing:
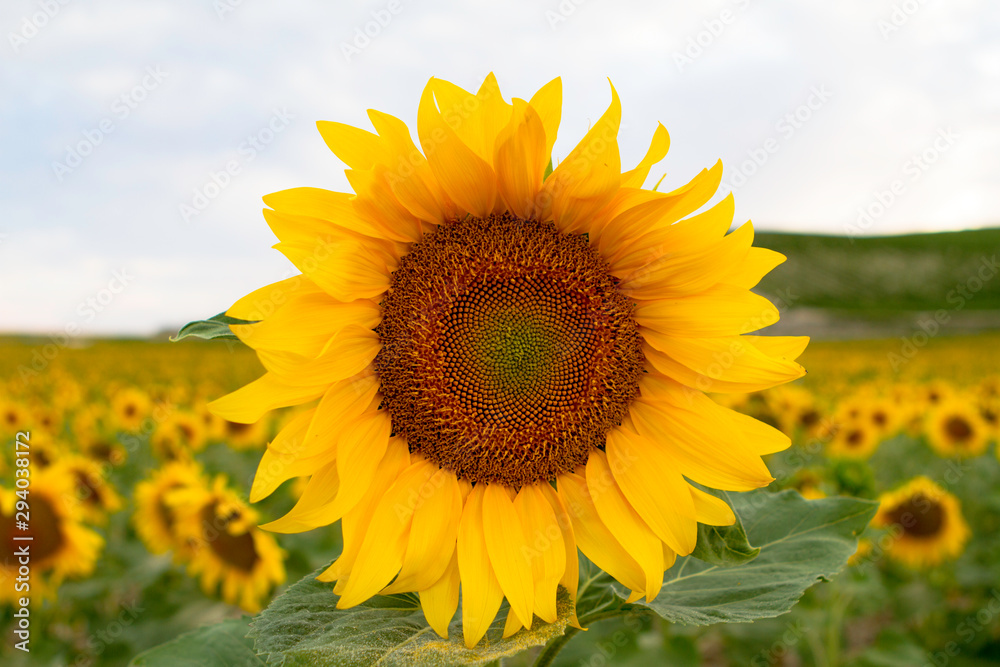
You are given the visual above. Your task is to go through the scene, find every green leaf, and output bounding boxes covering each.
[629,489,878,625]
[249,563,576,666]
[543,158,553,180]
[690,491,760,566]
[129,617,263,666]
[171,313,258,342]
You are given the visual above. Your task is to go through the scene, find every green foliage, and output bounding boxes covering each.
[129,617,262,666]
[248,569,574,666]
[172,313,257,342]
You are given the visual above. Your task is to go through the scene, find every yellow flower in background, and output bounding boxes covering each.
[827,419,880,459]
[0,399,30,435]
[111,387,152,432]
[209,74,807,646]
[865,397,900,438]
[0,467,104,602]
[171,476,286,613]
[873,477,969,568]
[151,411,208,460]
[926,399,989,458]
[220,418,269,451]
[53,456,123,525]
[134,460,207,556]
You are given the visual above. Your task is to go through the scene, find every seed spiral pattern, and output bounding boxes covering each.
[375,213,643,486]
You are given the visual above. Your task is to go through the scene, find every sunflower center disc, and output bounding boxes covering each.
[376,214,643,486]
[888,494,945,538]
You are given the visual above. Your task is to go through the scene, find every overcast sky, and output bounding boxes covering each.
[2,0,998,335]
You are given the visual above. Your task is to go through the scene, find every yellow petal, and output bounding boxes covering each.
[640,330,805,394]
[227,275,320,321]
[295,372,381,459]
[250,408,317,502]
[616,220,753,300]
[260,458,339,533]
[345,167,423,243]
[482,483,535,629]
[333,409,393,516]
[381,464,463,594]
[318,437,410,582]
[527,77,562,162]
[597,160,724,260]
[316,120,383,170]
[231,293,379,358]
[502,608,523,639]
[418,80,496,217]
[556,471,646,595]
[633,284,780,338]
[208,372,325,424]
[541,82,621,234]
[605,427,697,555]
[513,484,565,624]
[256,325,379,386]
[630,375,775,490]
[420,551,460,639]
[367,109,448,224]
[274,239,391,303]
[474,73,514,165]
[621,123,670,189]
[689,486,736,526]
[336,461,435,608]
[586,450,664,600]
[744,335,809,361]
[264,187,409,242]
[537,483,581,629]
[724,247,786,289]
[494,99,548,219]
[457,485,504,649]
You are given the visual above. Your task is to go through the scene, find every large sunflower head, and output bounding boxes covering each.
[171,475,286,613]
[926,398,989,459]
[872,476,970,568]
[0,467,104,602]
[209,74,807,647]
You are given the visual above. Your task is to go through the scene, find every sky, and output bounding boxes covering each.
[2,0,998,336]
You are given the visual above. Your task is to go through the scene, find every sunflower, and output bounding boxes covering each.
[52,456,123,525]
[0,399,30,435]
[872,477,969,568]
[0,467,104,602]
[133,460,207,556]
[170,476,286,613]
[151,411,208,460]
[826,418,880,459]
[209,74,806,646]
[865,397,899,438]
[925,399,989,458]
[219,417,269,451]
[111,387,151,432]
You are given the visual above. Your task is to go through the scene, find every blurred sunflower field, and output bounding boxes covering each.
[2,329,999,666]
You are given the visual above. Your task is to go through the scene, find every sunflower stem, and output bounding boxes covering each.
[532,628,580,667]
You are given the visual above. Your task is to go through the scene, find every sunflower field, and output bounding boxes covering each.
[2,328,999,666]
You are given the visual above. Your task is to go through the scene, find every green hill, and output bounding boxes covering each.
[755,228,1000,312]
